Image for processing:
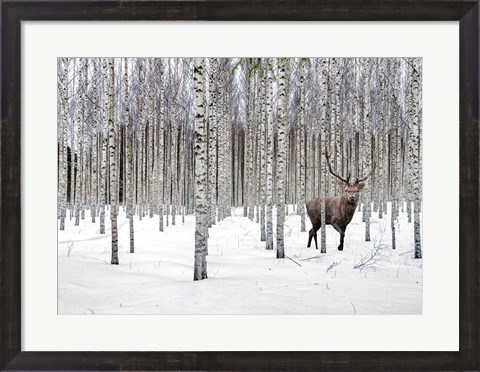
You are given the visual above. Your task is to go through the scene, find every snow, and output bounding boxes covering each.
[58,204,422,315]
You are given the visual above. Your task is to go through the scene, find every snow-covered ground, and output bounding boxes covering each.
[58,204,422,315]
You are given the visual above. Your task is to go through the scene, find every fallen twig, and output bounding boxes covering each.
[285,255,302,267]
[301,255,323,261]
[326,261,340,272]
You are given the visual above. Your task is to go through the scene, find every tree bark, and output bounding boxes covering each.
[58,58,68,230]
[107,58,119,265]
[265,59,274,250]
[193,58,208,280]
[276,59,287,259]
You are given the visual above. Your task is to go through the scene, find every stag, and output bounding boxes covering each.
[306,152,375,251]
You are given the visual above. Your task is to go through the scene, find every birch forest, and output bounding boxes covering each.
[58,57,423,314]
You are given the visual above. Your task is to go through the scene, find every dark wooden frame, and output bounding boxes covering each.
[1,1,478,370]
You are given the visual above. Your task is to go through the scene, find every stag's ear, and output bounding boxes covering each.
[336,180,346,188]
[356,182,366,190]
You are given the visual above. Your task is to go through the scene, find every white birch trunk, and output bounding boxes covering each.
[259,64,267,241]
[246,70,255,221]
[193,58,208,280]
[299,68,306,232]
[107,58,119,265]
[320,58,329,252]
[208,58,217,226]
[378,59,386,219]
[148,58,156,219]
[138,61,145,220]
[58,58,68,230]
[221,60,232,218]
[265,59,274,250]
[91,59,98,223]
[74,60,82,226]
[123,58,135,253]
[362,59,372,242]
[171,122,177,226]
[158,59,165,231]
[99,59,109,234]
[99,134,107,234]
[409,58,422,259]
[80,58,88,221]
[276,59,287,258]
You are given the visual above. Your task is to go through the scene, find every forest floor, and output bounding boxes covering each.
[58,203,422,315]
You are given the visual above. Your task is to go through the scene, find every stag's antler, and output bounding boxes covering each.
[325,151,350,184]
[356,161,376,184]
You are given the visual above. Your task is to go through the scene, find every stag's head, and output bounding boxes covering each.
[342,182,366,203]
[325,151,376,204]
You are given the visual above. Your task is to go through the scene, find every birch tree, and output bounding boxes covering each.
[124,58,135,253]
[208,58,218,227]
[259,63,267,241]
[99,59,108,234]
[58,58,68,230]
[74,60,83,226]
[362,59,372,242]
[320,58,329,253]
[276,58,287,258]
[265,59,274,250]
[193,58,208,280]
[409,58,422,259]
[298,61,306,232]
[91,59,99,224]
[107,58,119,265]
[158,59,165,232]
[80,58,88,221]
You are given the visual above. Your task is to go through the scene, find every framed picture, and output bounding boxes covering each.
[1,1,478,370]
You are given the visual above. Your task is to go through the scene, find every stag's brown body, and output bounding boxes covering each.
[306,194,359,231]
[306,151,374,251]
[306,193,360,251]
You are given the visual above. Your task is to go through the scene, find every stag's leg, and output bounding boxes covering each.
[332,223,345,251]
[307,228,319,249]
[307,228,314,248]
[307,217,320,248]
[313,228,318,249]
[338,233,345,251]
